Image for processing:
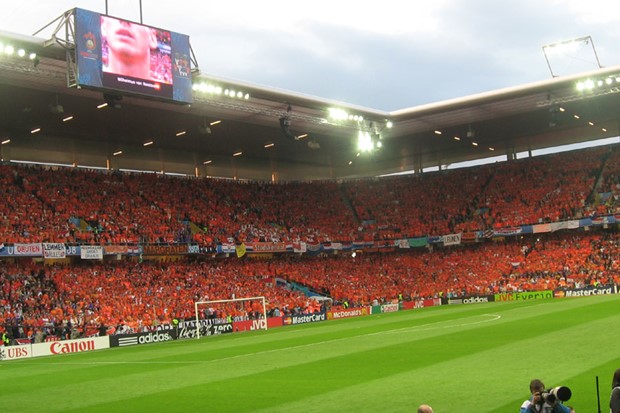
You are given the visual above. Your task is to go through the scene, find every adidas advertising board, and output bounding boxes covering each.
[110,331,176,348]
[442,295,493,305]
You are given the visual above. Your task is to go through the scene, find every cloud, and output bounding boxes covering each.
[3,0,620,111]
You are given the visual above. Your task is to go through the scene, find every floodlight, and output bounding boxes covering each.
[357,131,373,152]
[542,36,601,77]
[328,108,348,121]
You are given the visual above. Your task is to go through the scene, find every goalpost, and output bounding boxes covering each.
[193,296,268,339]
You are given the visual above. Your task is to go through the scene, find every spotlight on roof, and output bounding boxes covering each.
[103,93,122,109]
[49,104,64,114]
[279,105,295,140]
[549,105,560,127]
[48,99,64,115]
[307,140,320,150]
[198,119,211,135]
[466,125,475,139]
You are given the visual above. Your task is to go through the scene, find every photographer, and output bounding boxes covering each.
[520,379,571,413]
[611,369,620,413]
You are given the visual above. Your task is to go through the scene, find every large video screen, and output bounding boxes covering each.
[74,8,192,104]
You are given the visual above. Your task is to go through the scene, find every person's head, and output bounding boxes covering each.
[530,379,545,394]
[612,368,620,388]
[101,15,156,78]
[417,404,434,413]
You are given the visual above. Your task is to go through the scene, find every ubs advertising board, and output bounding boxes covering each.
[0,336,110,361]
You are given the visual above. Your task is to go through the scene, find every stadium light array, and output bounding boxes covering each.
[576,74,620,92]
[192,82,250,100]
[0,41,38,63]
[328,107,366,123]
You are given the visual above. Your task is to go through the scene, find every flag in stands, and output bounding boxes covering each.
[236,243,246,258]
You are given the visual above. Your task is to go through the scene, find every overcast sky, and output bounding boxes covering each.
[2,0,620,111]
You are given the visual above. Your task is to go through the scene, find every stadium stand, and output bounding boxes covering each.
[1,144,620,342]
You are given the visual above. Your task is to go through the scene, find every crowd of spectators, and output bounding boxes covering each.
[596,146,620,214]
[473,149,604,229]
[1,230,619,343]
[0,145,618,246]
[2,145,620,342]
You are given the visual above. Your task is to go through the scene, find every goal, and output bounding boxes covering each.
[193,296,268,339]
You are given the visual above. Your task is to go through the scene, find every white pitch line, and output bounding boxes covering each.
[378,313,502,336]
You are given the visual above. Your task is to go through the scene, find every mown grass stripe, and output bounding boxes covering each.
[1,295,617,412]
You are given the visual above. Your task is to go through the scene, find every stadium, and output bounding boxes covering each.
[1,5,620,413]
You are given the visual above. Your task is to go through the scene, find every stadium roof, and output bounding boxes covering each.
[1,25,620,181]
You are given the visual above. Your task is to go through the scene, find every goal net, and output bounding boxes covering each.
[193,296,267,339]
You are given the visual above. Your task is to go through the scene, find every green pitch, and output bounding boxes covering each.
[3,295,619,412]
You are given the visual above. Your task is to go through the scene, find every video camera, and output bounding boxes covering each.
[538,386,572,405]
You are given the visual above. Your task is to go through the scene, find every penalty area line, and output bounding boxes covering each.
[378,313,501,336]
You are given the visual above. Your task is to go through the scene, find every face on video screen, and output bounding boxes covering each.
[101,15,171,83]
